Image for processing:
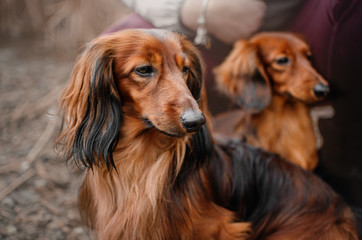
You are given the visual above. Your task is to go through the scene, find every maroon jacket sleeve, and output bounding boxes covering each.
[289,0,362,234]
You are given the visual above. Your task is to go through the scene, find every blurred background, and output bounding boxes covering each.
[0,1,130,239]
[1,0,361,239]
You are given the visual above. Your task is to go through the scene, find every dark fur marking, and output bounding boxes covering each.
[73,53,122,170]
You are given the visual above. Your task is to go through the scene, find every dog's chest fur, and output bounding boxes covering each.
[238,96,318,169]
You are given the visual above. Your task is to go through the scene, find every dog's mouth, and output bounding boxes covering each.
[142,118,185,138]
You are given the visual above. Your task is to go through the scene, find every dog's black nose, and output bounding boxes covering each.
[313,83,329,99]
[181,109,205,133]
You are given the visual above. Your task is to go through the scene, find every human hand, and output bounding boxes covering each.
[181,0,266,44]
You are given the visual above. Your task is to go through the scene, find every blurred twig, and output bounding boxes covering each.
[41,198,61,215]
[0,169,35,201]
[0,162,21,175]
[10,84,64,121]
[1,0,131,50]
[24,0,45,32]
[22,115,58,168]
[43,0,131,49]
[0,116,58,200]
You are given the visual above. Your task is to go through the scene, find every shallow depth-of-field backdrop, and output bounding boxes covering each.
[0,1,130,239]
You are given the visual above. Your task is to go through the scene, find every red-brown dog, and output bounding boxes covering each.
[56,29,356,239]
[214,32,329,170]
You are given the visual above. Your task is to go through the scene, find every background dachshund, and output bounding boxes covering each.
[56,29,356,239]
[214,32,329,170]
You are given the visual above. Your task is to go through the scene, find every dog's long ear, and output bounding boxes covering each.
[56,37,122,170]
[214,40,271,113]
[181,36,204,102]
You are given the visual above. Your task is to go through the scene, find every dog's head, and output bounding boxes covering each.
[214,32,329,113]
[57,29,209,169]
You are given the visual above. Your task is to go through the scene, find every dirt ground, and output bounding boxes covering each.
[0,36,92,239]
[0,0,132,238]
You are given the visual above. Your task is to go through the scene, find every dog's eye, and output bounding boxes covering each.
[135,65,155,77]
[306,53,312,61]
[182,66,189,75]
[275,57,290,66]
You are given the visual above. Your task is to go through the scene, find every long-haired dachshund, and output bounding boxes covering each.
[56,29,357,239]
[214,32,329,170]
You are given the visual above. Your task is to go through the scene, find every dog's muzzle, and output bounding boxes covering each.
[181,109,205,133]
[313,83,329,99]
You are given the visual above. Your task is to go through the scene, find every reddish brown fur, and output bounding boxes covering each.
[56,30,357,240]
[56,29,251,240]
[214,32,328,170]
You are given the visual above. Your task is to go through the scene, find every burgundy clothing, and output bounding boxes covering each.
[290,0,362,234]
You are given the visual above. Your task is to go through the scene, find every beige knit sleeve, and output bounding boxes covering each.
[121,0,195,37]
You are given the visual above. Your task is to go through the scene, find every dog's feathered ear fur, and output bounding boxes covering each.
[214,40,271,113]
[181,36,204,101]
[57,37,122,170]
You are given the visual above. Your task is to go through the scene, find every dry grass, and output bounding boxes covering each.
[0,0,132,48]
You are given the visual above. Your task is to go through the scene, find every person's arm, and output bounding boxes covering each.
[122,0,266,45]
[121,0,194,37]
[181,0,266,44]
